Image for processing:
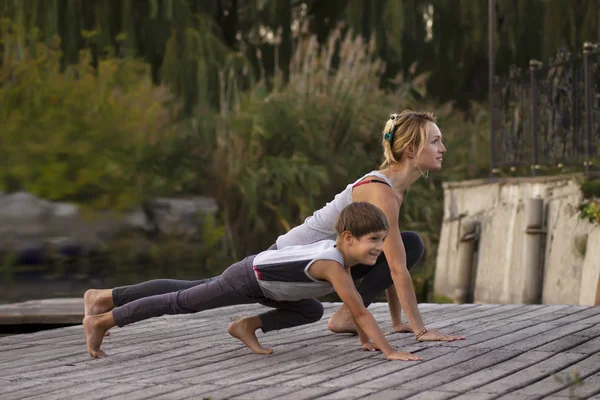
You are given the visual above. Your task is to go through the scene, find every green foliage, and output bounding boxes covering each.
[582,180,600,198]
[581,200,600,224]
[0,17,493,300]
[193,27,404,257]
[0,21,185,209]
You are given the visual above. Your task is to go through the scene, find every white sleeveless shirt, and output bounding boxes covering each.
[275,171,392,249]
[253,240,343,301]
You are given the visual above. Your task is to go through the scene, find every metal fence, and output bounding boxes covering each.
[490,43,599,176]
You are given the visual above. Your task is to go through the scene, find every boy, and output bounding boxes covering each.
[83,202,422,361]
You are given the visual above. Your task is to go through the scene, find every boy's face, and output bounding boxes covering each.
[347,230,387,265]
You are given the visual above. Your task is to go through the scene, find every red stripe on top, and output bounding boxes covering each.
[253,265,262,280]
[352,179,389,188]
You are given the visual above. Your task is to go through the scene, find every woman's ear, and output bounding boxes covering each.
[404,146,416,159]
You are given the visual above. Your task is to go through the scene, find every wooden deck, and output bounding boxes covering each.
[0,298,83,325]
[1,302,600,400]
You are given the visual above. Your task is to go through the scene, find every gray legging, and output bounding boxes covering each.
[111,255,324,332]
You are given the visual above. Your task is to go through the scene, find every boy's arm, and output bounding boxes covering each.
[315,261,421,361]
[345,272,374,349]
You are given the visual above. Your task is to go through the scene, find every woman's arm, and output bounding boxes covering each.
[353,185,464,342]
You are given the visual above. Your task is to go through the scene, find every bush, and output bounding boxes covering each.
[581,200,600,224]
[0,22,184,209]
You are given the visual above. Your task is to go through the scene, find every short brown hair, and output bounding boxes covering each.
[334,202,389,238]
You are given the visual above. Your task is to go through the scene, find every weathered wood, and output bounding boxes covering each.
[0,298,83,325]
[1,302,599,399]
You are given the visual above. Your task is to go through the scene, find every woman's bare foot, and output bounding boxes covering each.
[84,289,115,336]
[83,314,113,358]
[227,317,272,355]
[393,323,413,333]
[385,322,413,336]
[327,305,357,334]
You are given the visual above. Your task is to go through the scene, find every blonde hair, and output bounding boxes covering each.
[334,202,389,238]
[380,111,436,168]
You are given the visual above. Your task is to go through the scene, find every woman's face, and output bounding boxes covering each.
[416,122,446,171]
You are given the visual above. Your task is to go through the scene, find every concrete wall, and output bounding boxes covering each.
[434,174,600,305]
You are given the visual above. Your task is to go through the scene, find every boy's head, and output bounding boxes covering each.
[335,202,389,238]
[335,202,389,266]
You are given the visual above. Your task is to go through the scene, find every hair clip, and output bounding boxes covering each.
[384,132,394,142]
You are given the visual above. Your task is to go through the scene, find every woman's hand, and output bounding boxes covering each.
[386,351,422,361]
[416,328,465,342]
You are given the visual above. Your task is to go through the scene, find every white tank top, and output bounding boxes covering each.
[253,240,343,301]
[275,171,392,249]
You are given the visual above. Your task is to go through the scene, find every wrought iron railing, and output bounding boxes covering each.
[490,43,599,176]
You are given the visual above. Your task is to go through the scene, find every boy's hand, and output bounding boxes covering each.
[361,341,380,352]
[386,351,422,361]
[416,328,465,342]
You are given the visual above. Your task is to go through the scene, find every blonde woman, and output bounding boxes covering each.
[274,111,464,342]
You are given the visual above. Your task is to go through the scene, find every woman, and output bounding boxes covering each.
[274,110,463,341]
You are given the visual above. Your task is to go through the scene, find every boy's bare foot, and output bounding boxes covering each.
[83,315,109,358]
[84,289,114,316]
[84,289,115,336]
[227,317,273,355]
[327,305,357,334]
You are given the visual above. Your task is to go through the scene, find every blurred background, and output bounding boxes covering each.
[0,0,599,304]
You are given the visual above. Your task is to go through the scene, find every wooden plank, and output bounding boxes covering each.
[0,299,83,325]
[431,325,600,395]
[467,352,590,397]
[56,383,158,400]
[189,383,281,400]
[311,387,377,399]
[359,348,521,396]
[429,350,555,394]
[229,385,337,400]
[470,322,593,351]
[327,347,492,390]
[494,352,600,399]
[0,380,81,400]
[548,368,600,399]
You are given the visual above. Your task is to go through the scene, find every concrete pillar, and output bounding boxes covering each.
[579,228,600,306]
[523,196,546,304]
[454,219,480,303]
